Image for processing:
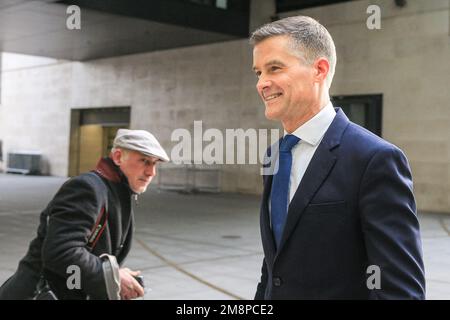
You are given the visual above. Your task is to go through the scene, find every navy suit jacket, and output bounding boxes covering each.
[255,108,425,299]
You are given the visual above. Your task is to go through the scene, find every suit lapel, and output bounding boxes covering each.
[276,144,336,253]
[260,174,276,261]
[276,108,350,254]
[260,140,280,263]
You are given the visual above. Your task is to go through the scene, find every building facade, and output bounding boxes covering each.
[0,0,449,213]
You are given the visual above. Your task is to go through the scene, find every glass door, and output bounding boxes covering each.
[332,94,382,137]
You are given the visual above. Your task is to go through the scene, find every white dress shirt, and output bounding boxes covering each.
[287,101,336,202]
[269,102,337,216]
[268,102,336,216]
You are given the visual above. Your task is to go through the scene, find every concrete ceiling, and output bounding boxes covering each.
[0,0,245,61]
[276,0,354,12]
[0,0,355,61]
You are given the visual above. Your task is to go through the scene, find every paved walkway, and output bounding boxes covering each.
[0,173,449,299]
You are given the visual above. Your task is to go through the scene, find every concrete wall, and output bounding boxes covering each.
[0,57,73,176]
[0,0,449,212]
[0,41,276,194]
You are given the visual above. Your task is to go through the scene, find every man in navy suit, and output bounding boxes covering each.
[250,15,425,299]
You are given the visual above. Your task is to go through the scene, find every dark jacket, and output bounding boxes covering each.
[255,108,426,300]
[0,157,134,299]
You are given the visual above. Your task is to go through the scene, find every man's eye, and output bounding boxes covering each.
[255,72,261,78]
[270,66,280,72]
[142,159,153,166]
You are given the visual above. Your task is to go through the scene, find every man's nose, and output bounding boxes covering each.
[256,76,271,93]
[145,164,156,177]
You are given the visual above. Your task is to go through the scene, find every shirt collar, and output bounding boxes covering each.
[285,101,336,146]
[94,157,135,195]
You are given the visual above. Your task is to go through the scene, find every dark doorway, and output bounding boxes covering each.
[68,107,130,176]
[332,94,382,137]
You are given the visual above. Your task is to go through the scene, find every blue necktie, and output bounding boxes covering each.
[271,134,300,249]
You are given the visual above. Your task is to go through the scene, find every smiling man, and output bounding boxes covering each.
[0,129,169,300]
[251,16,425,299]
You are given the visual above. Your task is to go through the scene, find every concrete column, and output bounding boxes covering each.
[0,53,3,170]
[249,0,276,34]
[0,53,2,106]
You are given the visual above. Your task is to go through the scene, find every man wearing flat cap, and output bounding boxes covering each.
[0,129,169,300]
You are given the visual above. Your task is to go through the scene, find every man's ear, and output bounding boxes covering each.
[313,57,329,84]
[111,149,122,166]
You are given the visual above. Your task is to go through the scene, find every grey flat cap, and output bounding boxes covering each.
[113,129,170,162]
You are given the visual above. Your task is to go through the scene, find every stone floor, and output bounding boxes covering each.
[0,173,449,299]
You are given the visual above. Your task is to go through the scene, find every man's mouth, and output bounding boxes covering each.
[264,93,282,101]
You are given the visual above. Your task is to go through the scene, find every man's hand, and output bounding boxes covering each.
[119,268,145,300]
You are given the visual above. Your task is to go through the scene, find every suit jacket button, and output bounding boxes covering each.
[273,277,282,287]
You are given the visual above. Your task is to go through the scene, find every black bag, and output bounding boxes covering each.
[33,277,58,300]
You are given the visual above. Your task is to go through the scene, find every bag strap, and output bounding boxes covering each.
[85,171,109,251]
[86,206,108,251]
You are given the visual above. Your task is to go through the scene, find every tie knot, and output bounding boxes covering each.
[280,134,300,152]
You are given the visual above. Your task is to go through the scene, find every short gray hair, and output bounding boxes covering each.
[250,15,336,88]
[111,147,130,160]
